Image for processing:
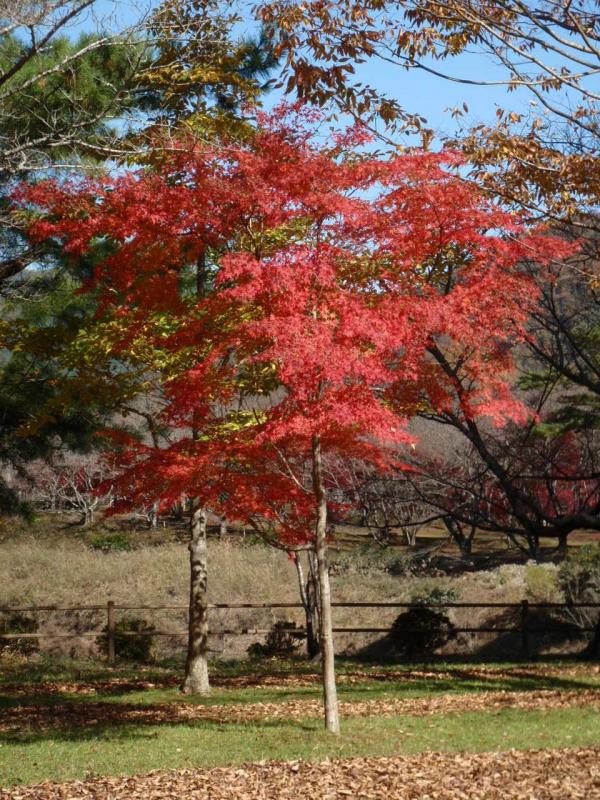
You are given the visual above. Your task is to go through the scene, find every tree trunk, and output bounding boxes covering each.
[172,498,185,521]
[459,536,472,559]
[306,549,322,659]
[557,532,568,558]
[403,527,417,547]
[312,434,340,734]
[444,518,472,560]
[293,550,321,659]
[583,613,600,660]
[148,501,159,529]
[528,532,541,562]
[182,499,210,695]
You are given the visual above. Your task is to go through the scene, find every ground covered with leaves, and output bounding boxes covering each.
[1,660,599,791]
[2,687,599,731]
[2,749,598,799]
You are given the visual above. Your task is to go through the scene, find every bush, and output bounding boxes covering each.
[390,607,456,659]
[559,545,600,632]
[331,545,413,577]
[411,586,459,606]
[525,563,562,603]
[0,612,39,655]
[247,621,304,658]
[559,545,600,597]
[98,616,156,662]
[386,554,416,577]
[88,532,132,553]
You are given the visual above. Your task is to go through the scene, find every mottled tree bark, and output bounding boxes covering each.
[182,499,210,695]
[312,434,340,734]
[182,251,211,695]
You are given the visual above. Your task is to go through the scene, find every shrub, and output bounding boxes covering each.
[88,532,132,553]
[525,564,562,603]
[98,616,156,662]
[247,620,304,658]
[558,545,600,631]
[0,612,39,655]
[411,586,459,606]
[390,607,456,659]
[331,545,413,577]
[386,554,416,577]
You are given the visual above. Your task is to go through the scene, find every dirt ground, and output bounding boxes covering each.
[1,748,598,799]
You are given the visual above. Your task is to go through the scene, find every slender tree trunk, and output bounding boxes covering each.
[182,250,211,695]
[528,532,541,562]
[557,532,568,558]
[458,529,475,559]
[404,528,417,547]
[148,501,159,529]
[306,549,322,659]
[444,518,473,560]
[293,550,321,659]
[182,499,210,695]
[312,434,340,734]
[583,613,600,660]
[148,425,160,530]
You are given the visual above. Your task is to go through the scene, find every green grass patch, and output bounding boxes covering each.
[1,706,598,787]
[1,658,599,787]
[2,657,599,704]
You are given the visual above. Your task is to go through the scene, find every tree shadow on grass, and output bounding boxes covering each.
[0,714,315,747]
[0,689,334,747]
[338,670,599,701]
[0,664,321,701]
[345,639,598,695]
[1,658,598,718]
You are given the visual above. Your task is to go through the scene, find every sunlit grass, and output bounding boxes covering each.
[1,707,598,787]
[1,657,599,787]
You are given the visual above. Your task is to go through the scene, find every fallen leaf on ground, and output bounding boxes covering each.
[1,748,598,799]
[2,688,599,732]
[1,663,597,698]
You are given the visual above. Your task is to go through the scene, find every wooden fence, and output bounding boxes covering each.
[1,601,599,662]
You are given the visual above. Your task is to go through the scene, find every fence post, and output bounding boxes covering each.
[107,600,116,664]
[520,599,530,659]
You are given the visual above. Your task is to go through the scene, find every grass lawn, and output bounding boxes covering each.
[1,658,599,787]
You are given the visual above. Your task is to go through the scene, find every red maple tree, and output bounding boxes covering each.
[19,105,573,731]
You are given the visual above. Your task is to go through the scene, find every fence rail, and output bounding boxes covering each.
[2,601,600,613]
[1,600,598,662]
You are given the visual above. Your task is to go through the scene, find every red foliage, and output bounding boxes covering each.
[17,105,576,543]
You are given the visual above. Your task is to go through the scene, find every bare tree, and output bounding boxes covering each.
[410,414,600,560]
[31,452,114,524]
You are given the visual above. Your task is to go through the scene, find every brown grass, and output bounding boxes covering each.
[0,514,582,660]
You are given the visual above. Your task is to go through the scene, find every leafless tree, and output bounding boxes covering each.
[322,453,443,549]
[409,413,600,561]
[30,452,114,524]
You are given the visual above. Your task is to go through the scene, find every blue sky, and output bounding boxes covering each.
[73,0,550,146]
